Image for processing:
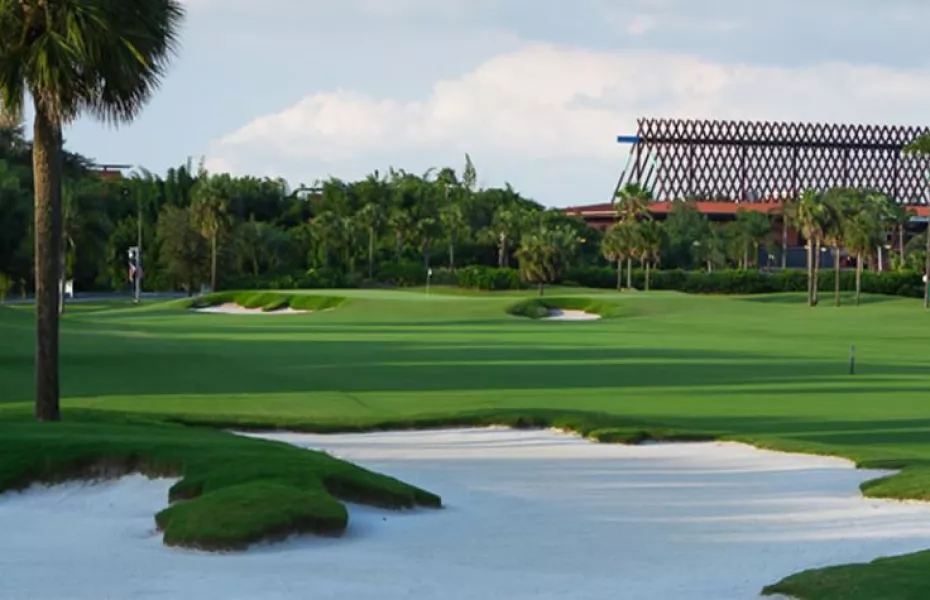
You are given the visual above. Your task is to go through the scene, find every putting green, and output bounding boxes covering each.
[2,288,930,597]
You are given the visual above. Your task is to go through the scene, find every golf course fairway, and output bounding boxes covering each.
[2,287,930,598]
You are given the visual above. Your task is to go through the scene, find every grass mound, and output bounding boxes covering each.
[0,417,440,551]
[187,292,347,312]
[506,296,622,319]
[165,408,719,445]
[761,551,930,600]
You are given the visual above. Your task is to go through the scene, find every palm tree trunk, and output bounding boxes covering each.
[899,225,905,267]
[924,225,930,309]
[33,107,63,422]
[210,233,218,292]
[58,240,66,316]
[368,229,375,279]
[645,259,651,291]
[834,246,841,307]
[449,239,455,271]
[538,282,544,296]
[616,259,622,291]
[855,253,863,306]
[812,239,822,306]
[806,240,813,305]
[781,213,788,270]
[626,258,632,290]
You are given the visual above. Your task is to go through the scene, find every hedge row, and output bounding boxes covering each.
[221,263,525,292]
[562,266,925,297]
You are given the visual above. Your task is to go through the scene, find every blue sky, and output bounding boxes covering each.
[62,0,930,207]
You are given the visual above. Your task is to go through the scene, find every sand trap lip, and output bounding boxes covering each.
[6,428,930,599]
[543,308,601,321]
[191,302,308,315]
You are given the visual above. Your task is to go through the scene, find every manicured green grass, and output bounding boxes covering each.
[2,288,930,595]
[0,414,439,551]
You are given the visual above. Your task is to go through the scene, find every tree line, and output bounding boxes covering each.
[601,182,929,306]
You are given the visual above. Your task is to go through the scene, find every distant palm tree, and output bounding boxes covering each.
[614,182,653,223]
[357,203,386,278]
[600,224,634,291]
[440,203,469,271]
[844,211,881,306]
[636,220,664,291]
[515,225,579,295]
[904,133,930,308]
[192,172,230,292]
[796,190,828,306]
[821,191,851,307]
[0,0,185,420]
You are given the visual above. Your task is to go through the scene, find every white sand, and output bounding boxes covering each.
[544,308,601,321]
[5,428,930,599]
[192,302,307,315]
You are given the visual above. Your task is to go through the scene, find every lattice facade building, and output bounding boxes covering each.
[614,118,930,204]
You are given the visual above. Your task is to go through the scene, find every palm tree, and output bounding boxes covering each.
[192,173,230,292]
[735,210,772,269]
[515,225,579,295]
[59,181,112,314]
[844,211,880,306]
[388,208,414,260]
[440,203,468,271]
[0,0,185,421]
[614,182,653,223]
[820,192,850,307]
[796,190,828,306]
[636,220,664,291]
[904,133,930,308]
[600,224,632,291]
[357,203,386,279]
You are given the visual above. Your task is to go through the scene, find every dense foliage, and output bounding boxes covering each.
[1,125,928,304]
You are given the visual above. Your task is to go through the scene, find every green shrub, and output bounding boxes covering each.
[563,266,924,298]
[457,266,524,291]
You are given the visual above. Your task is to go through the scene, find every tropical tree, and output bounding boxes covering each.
[440,203,469,271]
[600,224,634,291]
[614,182,653,223]
[636,220,665,291]
[904,133,930,308]
[156,204,206,295]
[796,190,828,306]
[515,224,579,295]
[191,172,230,292]
[820,192,850,307]
[734,210,772,269]
[357,202,386,278]
[388,208,414,261]
[0,0,185,420]
[484,207,525,268]
[60,181,113,313]
[844,211,880,306]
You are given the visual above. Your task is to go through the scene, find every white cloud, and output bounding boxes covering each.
[204,43,930,202]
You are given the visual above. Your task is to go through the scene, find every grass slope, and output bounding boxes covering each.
[2,289,930,595]
[507,296,624,319]
[0,415,439,551]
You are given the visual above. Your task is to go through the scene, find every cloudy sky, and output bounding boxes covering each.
[62,0,930,207]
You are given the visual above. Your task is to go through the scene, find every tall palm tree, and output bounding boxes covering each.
[515,224,579,296]
[735,210,773,269]
[796,190,828,306]
[821,192,850,307]
[844,211,880,306]
[0,0,185,421]
[357,202,386,279]
[388,208,414,260]
[600,224,632,291]
[614,182,653,223]
[636,220,664,291]
[904,133,930,308]
[440,203,468,271]
[192,173,230,293]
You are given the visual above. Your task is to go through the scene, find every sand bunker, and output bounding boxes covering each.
[543,308,601,321]
[5,428,930,599]
[192,302,307,315]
